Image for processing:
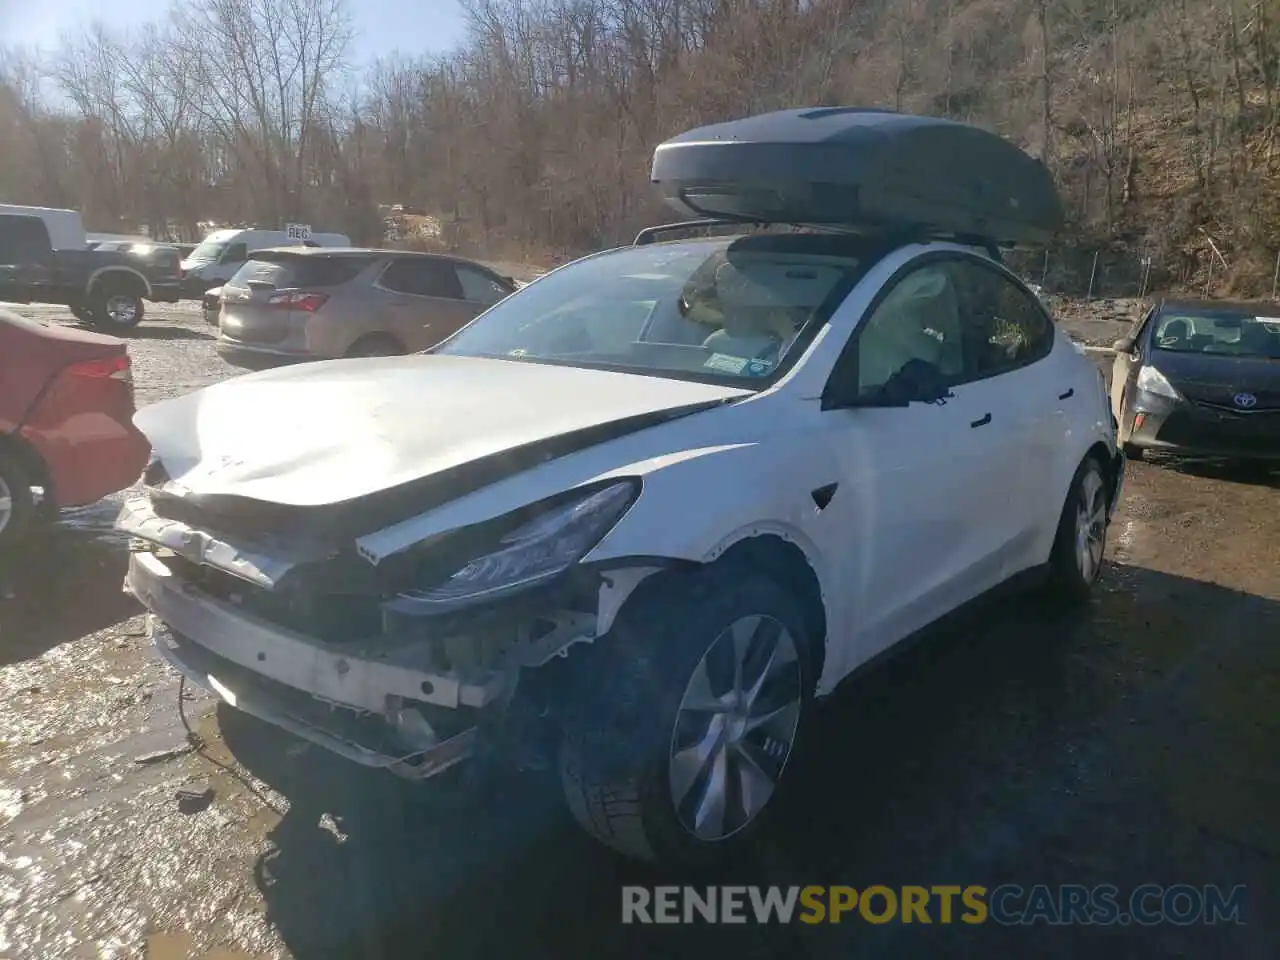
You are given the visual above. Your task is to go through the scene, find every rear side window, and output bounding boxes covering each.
[455,264,511,305]
[948,259,1054,377]
[227,255,369,290]
[0,215,52,262]
[379,258,464,298]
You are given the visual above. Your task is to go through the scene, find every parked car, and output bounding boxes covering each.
[0,204,183,330]
[214,247,517,368]
[180,227,351,296]
[0,308,149,550]
[1112,298,1280,461]
[202,286,223,327]
[120,108,1124,868]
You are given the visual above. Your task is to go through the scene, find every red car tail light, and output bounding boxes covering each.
[66,354,133,382]
[266,291,329,312]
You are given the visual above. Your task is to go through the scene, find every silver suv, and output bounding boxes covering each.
[214,247,516,369]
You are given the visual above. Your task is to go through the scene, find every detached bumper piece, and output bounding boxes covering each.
[153,621,476,778]
[126,550,507,779]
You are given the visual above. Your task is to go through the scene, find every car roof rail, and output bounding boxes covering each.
[633,219,753,246]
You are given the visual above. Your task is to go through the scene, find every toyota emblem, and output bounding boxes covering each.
[1233,392,1258,409]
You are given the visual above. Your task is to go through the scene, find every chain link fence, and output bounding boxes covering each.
[1006,245,1280,303]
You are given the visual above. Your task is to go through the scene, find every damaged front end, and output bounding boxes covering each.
[120,478,656,780]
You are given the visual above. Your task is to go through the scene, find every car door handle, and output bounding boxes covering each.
[970,413,992,428]
[1058,388,1074,400]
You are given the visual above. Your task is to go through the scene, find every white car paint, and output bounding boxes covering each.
[134,240,1119,701]
[133,354,750,506]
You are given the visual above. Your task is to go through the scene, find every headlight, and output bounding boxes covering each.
[1136,364,1180,400]
[391,480,638,612]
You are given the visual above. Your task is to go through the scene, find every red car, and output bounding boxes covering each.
[0,308,150,549]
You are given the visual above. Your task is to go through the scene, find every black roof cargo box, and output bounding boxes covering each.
[650,107,1063,246]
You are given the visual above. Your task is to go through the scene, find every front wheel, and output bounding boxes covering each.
[1045,454,1110,602]
[559,565,815,867]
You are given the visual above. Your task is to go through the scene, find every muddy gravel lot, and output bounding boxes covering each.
[1,301,1277,960]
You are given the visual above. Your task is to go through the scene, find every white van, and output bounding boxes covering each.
[0,203,89,249]
[180,227,351,294]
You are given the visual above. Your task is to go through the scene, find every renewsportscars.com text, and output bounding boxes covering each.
[621,884,1247,926]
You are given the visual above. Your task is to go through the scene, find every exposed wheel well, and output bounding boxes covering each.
[346,333,406,356]
[617,535,828,681]
[89,270,147,298]
[1084,440,1118,506]
[0,432,49,495]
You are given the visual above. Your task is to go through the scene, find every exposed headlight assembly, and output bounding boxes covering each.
[1136,364,1180,401]
[387,480,639,614]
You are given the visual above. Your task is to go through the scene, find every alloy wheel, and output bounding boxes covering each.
[0,474,11,536]
[1075,468,1108,583]
[668,614,803,842]
[105,295,138,325]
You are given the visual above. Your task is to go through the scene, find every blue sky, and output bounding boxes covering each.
[0,0,468,62]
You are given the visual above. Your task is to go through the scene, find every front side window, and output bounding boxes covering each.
[1152,308,1280,359]
[856,264,965,397]
[434,235,861,386]
[220,242,248,264]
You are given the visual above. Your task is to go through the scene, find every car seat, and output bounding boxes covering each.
[1158,318,1190,348]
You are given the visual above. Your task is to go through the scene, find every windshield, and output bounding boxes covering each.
[1153,309,1280,359]
[189,239,229,261]
[434,235,861,385]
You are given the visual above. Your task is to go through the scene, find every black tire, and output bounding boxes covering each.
[1045,454,1110,602]
[346,335,405,358]
[70,304,90,323]
[89,278,145,330]
[0,450,37,555]
[558,563,816,868]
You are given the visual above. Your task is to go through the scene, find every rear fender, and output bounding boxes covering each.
[88,266,151,298]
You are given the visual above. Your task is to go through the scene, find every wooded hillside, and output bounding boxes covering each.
[3,0,1280,292]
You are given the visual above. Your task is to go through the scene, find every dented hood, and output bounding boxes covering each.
[135,354,749,518]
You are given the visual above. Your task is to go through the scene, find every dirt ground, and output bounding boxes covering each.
[0,299,1277,960]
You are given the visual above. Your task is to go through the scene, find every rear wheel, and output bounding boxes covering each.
[559,565,815,867]
[89,278,145,331]
[346,335,405,358]
[1045,454,1110,602]
[0,452,36,554]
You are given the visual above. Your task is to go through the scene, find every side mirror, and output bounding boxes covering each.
[1113,337,1135,354]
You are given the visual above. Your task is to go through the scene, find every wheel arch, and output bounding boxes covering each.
[599,531,830,691]
[87,266,151,299]
[346,332,407,356]
[0,430,50,503]
[1083,439,1120,507]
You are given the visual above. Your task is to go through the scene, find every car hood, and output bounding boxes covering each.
[1151,350,1280,406]
[135,354,749,536]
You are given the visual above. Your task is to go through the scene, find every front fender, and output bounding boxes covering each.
[584,439,836,569]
